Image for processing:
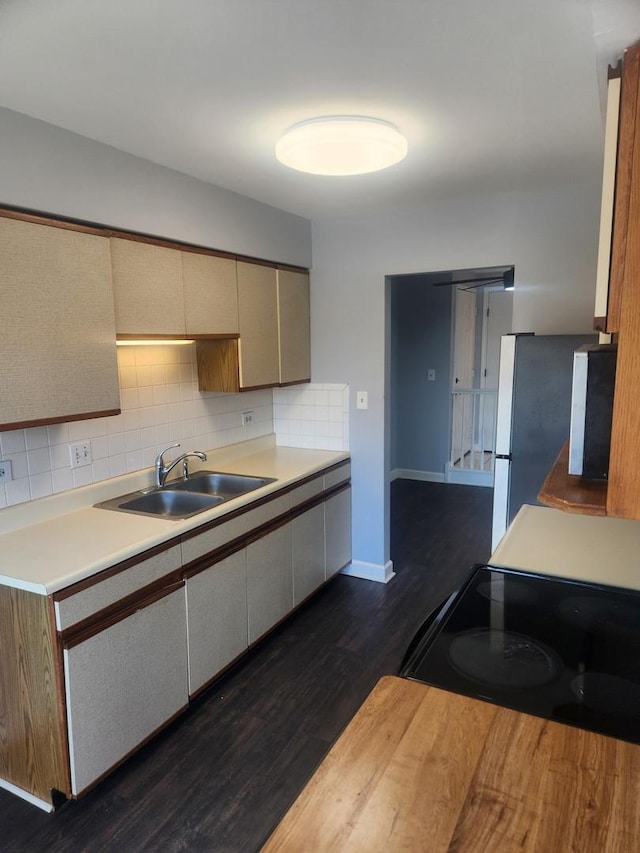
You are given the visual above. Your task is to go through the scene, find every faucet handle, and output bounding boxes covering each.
[156,442,180,465]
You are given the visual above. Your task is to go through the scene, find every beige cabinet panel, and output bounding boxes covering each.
[246,523,293,644]
[292,504,326,606]
[63,587,188,795]
[182,252,239,335]
[186,550,248,695]
[110,237,185,335]
[0,217,120,429]
[325,488,352,578]
[237,261,280,388]
[278,270,311,384]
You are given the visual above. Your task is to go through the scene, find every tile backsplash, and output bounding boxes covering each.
[0,347,350,510]
[273,383,349,450]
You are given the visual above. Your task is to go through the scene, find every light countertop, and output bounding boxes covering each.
[491,504,640,591]
[0,437,349,595]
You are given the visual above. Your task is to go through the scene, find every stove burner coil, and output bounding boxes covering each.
[448,629,560,690]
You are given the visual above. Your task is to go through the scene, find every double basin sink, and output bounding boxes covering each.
[96,471,276,519]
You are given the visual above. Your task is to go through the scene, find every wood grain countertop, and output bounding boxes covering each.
[261,675,640,852]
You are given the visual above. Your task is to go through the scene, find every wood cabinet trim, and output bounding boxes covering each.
[0,408,121,434]
[60,575,183,649]
[54,539,182,601]
[607,42,640,332]
[180,471,327,543]
[538,442,607,516]
[182,481,350,577]
[0,587,69,802]
[0,206,309,273]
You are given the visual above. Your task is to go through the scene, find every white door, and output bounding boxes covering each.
[451,288,476,466]
[481,289,513,450]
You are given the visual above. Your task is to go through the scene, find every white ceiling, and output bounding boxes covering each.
[0,0,639,220]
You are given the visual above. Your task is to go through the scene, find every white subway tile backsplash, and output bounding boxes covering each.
[274,382,349,452]
[1,346,347,509]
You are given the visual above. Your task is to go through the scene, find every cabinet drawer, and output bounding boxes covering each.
[54,544,182,631]
[324,463,351,491]
[181,493,290,565]
[288,474,325,505]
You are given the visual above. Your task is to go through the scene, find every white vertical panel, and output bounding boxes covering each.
[494,335,516,456]
[594,75,621,320]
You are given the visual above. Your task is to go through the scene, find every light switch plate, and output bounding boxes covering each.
[356,391,368,410]
[0,460,13,483]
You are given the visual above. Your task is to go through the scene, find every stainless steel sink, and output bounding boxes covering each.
[95,471,275,519]
[96,488,224,519]
[169,470,276,499]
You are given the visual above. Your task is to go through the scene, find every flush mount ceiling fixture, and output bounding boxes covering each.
[275,116,408,176]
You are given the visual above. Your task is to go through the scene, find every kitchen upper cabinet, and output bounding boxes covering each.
[110,237,186,335]
[237,261,280,388]
[196,262,311,392]
[182,251,239,335]
[0,213,120,431]
[278,269,311,385]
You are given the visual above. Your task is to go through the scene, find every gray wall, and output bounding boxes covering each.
[390,275,452,477]
[311,178,601,571]
[0,107,311,266]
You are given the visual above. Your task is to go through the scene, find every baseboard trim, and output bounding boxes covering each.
[445,467,494,488]
[340,560,395,584]
[391,468,445,483]
[0,777,54,812]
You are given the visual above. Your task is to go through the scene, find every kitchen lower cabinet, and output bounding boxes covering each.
[63,585,188,795]
[185,549,248,695]
[246,523,293,644]
[292,503,325,606]
[325,487,352,579]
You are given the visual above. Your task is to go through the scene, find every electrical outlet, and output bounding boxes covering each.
[69,441,92,469]
[0,460,13,483]
[241,411,254,426]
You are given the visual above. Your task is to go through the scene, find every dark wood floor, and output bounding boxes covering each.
[1,480,493,852]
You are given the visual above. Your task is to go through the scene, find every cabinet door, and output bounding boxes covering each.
[182,252,239,335]
[186,550,248,695]
[246,523,293,644]
[0,216,120,430]
[237,261,279,388]
[325,488,352,579]
[63,586,188,795]
[110,237,185,335]
[278,270,311,385]
[292,504,325,606]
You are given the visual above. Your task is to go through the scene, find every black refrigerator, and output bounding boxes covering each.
[491,333,597,550]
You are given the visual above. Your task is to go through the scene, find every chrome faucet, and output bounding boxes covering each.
[155,443,207,487]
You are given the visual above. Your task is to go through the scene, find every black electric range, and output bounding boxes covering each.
[400,564,640,744]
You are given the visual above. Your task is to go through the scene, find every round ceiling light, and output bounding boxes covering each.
[275,116,408,176]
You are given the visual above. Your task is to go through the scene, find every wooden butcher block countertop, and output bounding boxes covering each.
[262,675,640,852]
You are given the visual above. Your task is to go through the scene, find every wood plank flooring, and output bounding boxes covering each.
[0,480,493,852]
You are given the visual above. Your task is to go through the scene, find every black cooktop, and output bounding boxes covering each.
[401,564,640,744]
